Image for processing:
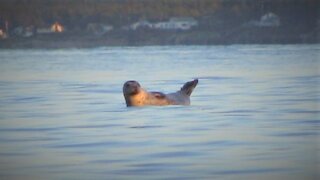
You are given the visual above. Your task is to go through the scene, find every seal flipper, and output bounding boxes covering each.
[150,92,166,99]
[180,79,198,96]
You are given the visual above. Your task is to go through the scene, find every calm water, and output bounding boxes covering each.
[0,45,319,180]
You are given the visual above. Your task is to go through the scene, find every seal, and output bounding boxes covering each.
[123,79,198,107]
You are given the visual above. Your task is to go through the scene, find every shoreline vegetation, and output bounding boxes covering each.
[0,0,319,49]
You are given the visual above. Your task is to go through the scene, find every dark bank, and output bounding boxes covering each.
[0,0,319,48]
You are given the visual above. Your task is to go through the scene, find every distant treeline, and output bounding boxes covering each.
[0,0,318,29]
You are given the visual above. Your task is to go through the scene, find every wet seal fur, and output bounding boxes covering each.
[123,79,198,107]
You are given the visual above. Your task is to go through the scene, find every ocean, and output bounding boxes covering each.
[0,45,319,179]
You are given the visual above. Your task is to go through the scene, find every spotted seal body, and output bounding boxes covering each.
[123,79,198,107]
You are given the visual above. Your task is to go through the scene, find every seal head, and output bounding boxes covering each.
[123,80,141,96]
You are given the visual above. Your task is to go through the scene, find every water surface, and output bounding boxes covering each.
[0,45,319,179]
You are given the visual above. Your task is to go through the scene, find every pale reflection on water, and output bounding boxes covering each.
[0,45,319,179]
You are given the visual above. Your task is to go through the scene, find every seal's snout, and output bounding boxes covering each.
[123,80,141,95]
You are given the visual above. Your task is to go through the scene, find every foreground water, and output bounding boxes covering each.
[0,45,319,180]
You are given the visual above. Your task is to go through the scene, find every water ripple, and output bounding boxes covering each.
[211,168,295,175]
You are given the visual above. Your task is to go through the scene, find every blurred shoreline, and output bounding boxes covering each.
[0,29,318,49]
[1,0,318,49]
